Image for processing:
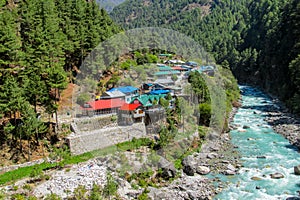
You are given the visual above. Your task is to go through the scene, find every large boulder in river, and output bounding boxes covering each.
[224,170,236,175]
[182,155,197,176]
[196,166,210,175]
[270,172,284,179]
[243,125,250,129]
[158,157,176,179]
[294,165,300,175]
[227,164,236,172]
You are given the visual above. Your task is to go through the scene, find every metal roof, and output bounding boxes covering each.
[149,90,170,95]
[158,66,173,71]
[120,103,141,111]
[101,90,125,98]
[109,86,139,94]
[85,99,125,110]
[154,79,174,84]
[154,71,180,76]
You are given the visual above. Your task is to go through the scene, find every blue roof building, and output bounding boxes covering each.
[185,61,198,67]
[109,86,139,95]
[154,71,180,76]
[199,66,214,71]
[149,90,170,95]
[109,86,139,103]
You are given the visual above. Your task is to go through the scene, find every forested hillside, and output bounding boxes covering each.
[111,0,300,113]
[97,0,126,12]
[0,0,120,161]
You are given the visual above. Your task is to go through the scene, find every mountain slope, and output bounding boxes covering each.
[111,0,213,28]
[111,0,300,113]
[97,0,126,12]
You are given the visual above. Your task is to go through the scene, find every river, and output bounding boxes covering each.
[215,86,300,199]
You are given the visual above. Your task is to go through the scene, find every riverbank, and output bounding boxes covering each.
[144,102,243,199]
[264,104,300,150]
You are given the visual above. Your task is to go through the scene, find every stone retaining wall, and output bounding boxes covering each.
[73,115,116,132]
[66,123,147,155]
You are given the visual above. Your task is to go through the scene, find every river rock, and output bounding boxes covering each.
[251,176,262,181]
[182,155,196,176]
[243,125,250,129]
[207,153,218,159]
[196,166,210,175]
[224,170,236,175]
[148,187,170,200]
[294,165,300,175]
[158,157,176,179]
[187,190,200,199]
[270,172,284,179]
[227,164,236,172]
[257,156,267,159]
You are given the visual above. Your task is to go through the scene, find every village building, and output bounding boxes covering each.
[158,54,172,59]
[154,71,180,77]
[108,86,139,103]
[164,59,185,65]
[154,63,181,77]
[171,65,189,72]
[154,79,175,86]
[198,65,215,76]
[82,98,125,116]
[185,61,198,67]
[141,83,153,90]
[117,103,145,125]
[181,65,193,70]
[130,95,154,107]
[101,90,125,100]
[158,65,173,71]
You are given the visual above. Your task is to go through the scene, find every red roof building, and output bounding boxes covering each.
[172,66,188,71]
[120,103,141,111]
[86,99,125,110]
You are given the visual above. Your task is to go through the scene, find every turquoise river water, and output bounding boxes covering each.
[215,86,300,200]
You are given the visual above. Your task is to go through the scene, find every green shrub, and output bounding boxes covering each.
[110,115,117,122]
[171,74,178,82]
[27,196,38,200]
[0,190,5,200]
[73,185,88,200]
[103,173,118,197]
[199,103,211,126]
[30,166,42,178]
[138,179,147,188]
[12,185,18,191]
[89,184,103,200]
[11,194,25,200]
[44,193,62,200]
[120,59,137,70]
[198,126,208,140]
[76,93,90,106]
[174,159,183,170]
[22,184,32,191]
[138,189,150,200]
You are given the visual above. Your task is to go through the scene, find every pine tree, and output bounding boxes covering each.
[0,4,23,68]
[21,103,47,161]
[0,75,26,152]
